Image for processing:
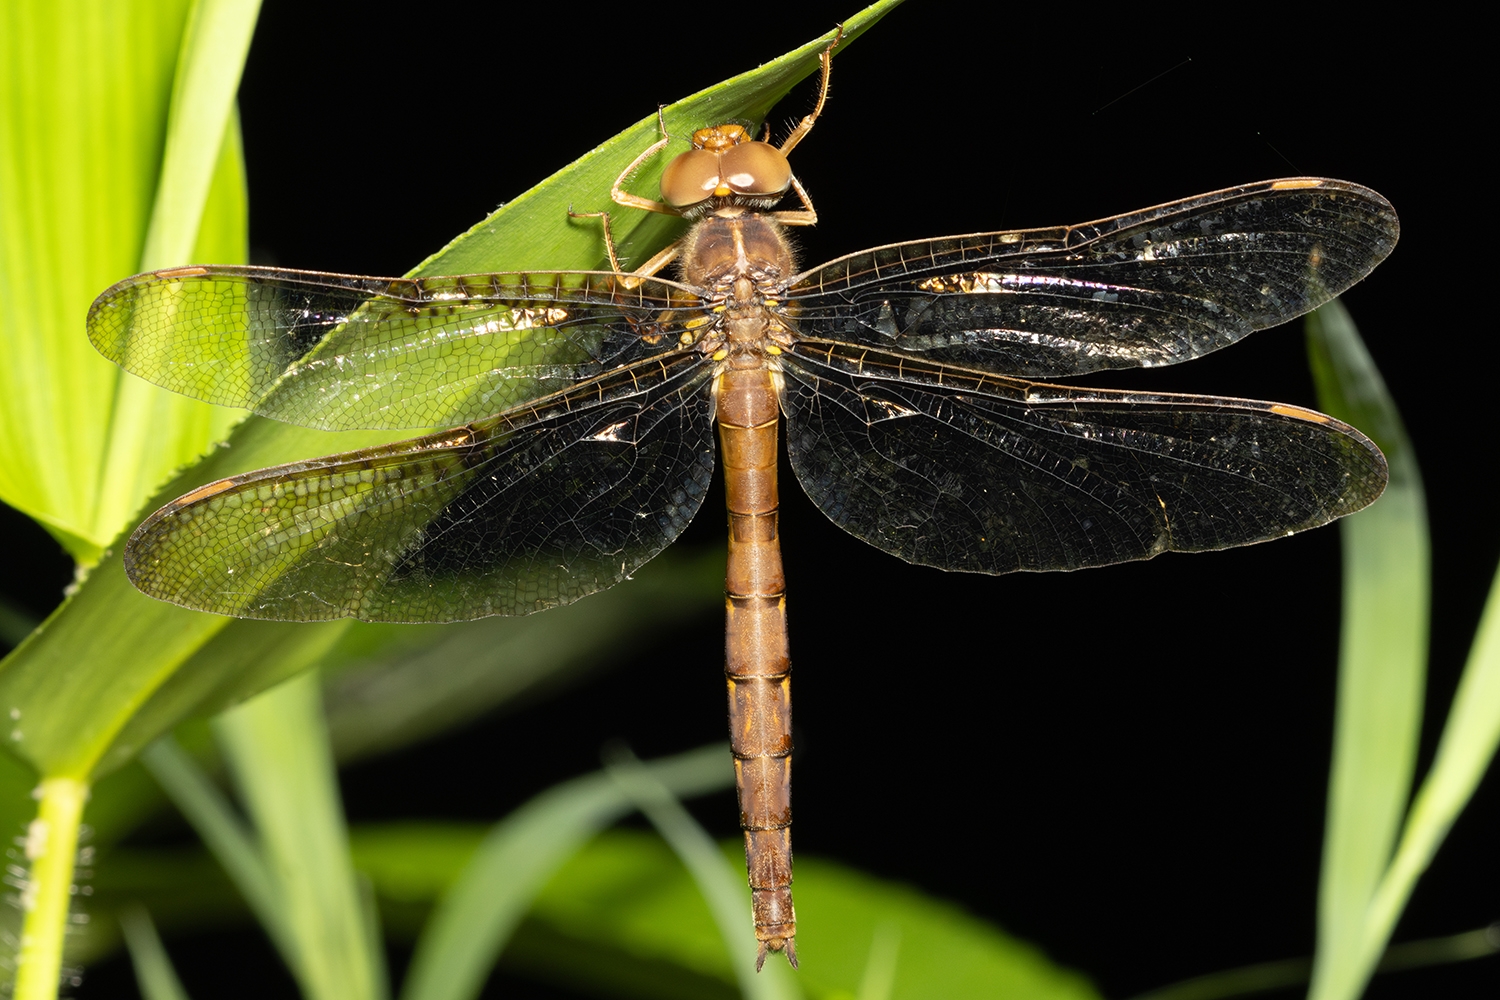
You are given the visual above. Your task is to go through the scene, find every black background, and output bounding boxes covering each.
[6,1,1492,997]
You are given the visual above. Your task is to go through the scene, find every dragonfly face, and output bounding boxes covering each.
[86,37,1396,970]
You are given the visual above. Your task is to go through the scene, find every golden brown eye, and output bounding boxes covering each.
[721,142,792,197]
[660,148,724,208]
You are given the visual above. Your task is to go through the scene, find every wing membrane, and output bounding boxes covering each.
[126,353,718,621]
[787,179,1398,377]
[781,343,1387,573]
[88,265,706,431]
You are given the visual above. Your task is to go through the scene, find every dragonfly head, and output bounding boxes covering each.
[660,123,794,217]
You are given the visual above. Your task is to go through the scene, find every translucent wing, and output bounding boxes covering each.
[781,343,1386,573]
[126,353,718,621]
[787,178,1398,377]
[88,265,705,430]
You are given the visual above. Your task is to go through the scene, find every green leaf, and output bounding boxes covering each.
[508,831,1100,1000]
[1348,555,1500,980]
[87,747,1092,999]
[0,9,901,995]
[215,672,388,1000]
[119,905,193,1000]
[407,10,890,280]
[139,738,287,962]
[319,547,723,764]
[0,0,251,562]
[604,746,802,999]
[395,744,733,1000]
[1305,301,1431,999]
[0,0,898,788]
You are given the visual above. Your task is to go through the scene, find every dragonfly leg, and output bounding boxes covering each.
[768,176,819,228]
[566,206,627,274]
[776,26,842,156]
[609,106,679,216]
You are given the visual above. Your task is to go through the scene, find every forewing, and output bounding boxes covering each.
[88,265,705,430]
[781,345,1387,573]
[125,354,718,621]
[787,179,1398,377]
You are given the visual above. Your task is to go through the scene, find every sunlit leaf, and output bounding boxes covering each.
[0,0,250,562]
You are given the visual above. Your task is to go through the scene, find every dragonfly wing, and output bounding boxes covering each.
[780,345,1387,573]
[787,178,1398,377]
[126,354,718,621]
[88,265,705,430]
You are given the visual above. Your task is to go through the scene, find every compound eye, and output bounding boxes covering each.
[719,141,792,197]
[660,148,723,208]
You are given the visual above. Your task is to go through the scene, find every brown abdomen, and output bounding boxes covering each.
[717,365,796,969]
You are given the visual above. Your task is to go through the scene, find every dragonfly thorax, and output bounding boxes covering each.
[660,123,794,217]
[678,214,796,300]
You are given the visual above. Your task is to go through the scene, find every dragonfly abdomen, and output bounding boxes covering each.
[719,365,796,968]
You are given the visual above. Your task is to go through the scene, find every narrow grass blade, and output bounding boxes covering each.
[139,738,287,960]
[215,672,387,1000]
[398,744,732,1000]
[1357,568,1500,967]
[1305,300,1430,1000]
[1127,925,1499,1000]
[119,904,192,1000]
[138,0,260,270]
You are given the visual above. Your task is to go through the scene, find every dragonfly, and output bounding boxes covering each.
[88,36,1396,968]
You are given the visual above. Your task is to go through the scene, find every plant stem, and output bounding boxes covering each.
[12,776,87,1000]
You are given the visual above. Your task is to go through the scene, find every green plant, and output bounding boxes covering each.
[1,2,1495,999]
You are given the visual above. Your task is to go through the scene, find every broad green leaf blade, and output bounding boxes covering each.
[0,557,231,778]
[1305,301,1430,1000]
[605,748,801,999]
[96,105,251,543]
[0,0,189,554]
[0,0,251,560]
[119,905,193,1000]
[498,831,1100,1000]
[215,672,387,1000]
[106,615,352,776]
[97,0,260,546]
[65,545,719,790]
[410,4,897,279]
[855,921,901,1000]
[0,2,896,785]
[396,744,732,1000]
